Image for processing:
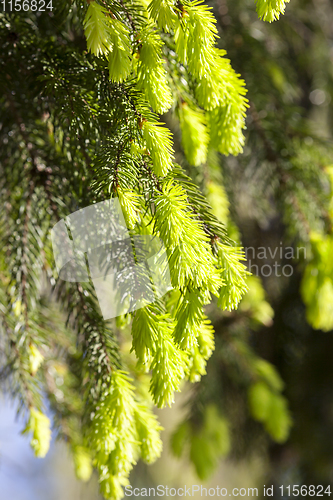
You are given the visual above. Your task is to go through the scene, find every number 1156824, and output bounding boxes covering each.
[279,485,331,497]
[1,0,53,11]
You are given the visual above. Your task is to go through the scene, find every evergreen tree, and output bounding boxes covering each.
[168,0,333,490]
[1,0,333,498]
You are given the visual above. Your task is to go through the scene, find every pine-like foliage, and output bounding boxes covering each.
[165,0,333,490]
[256,0,290,22]
[0,0,298,498]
